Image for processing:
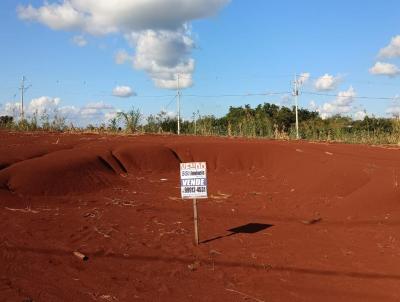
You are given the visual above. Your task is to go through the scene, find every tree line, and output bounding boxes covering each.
[1,102,400,144]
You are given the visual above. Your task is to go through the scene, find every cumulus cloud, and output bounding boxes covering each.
[309,100,317,110]
[1,102,22,116]
[77,102,117,124]
[1,96,62,117]
[84,101,114,110]
[297,72,310,85]
[369,61,400,77]
[112,85,136,97]
[72,35,87,47]
[104,110,120,121]
[133,29,195,88]
[1,97,117,126]
[334,86,356,106]
[279,94,292,106]
[29,96,61,114]
[316,86,357,119]
[386,95,400,118]
[17,0,229,89]
[314,74,341,91]
[18,0,229,34]
[353,110,367,121]
[17,2,85,31]
[387,106,400,118]
[387,107,400,117]
[378,35,400,58]
[115,49,133,65]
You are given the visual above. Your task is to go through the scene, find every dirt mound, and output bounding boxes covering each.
[0,142,182,196]
[169,140,371,198]
[0,148,121,196]
[0,136,398,203]
[112,143,181,173]
[0,145,72,170]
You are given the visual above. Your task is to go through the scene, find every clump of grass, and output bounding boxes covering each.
[116,107,142,133]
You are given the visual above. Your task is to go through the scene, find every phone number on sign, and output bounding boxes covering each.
[183,186,207,193]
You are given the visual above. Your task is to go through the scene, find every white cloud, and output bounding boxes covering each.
[369,61,400,77]
[58,105,80,118]
[297,72,310,86]
[317,86,357,119]
[378,35,400,58]
[29,96,61,114]
[154,109,177,119]
[17,0,229,89]
[72,35,87,47]
[335,86,356,106]
[2,97,118,126]
[115,49,133,64]
[77,102,116,123]
[104,110,120,121]
[309,100,317,110]
[17,2,85,31]
[1,102,22,116]
[279,94,291,106]
[17,0,229,34]
[314,74,341,91]
[84,101,114,110]
[387,106,400,118]
[0,98,63,118]
[353,110,367,120]
[133,29,194,89]
[386,95,400,118]
[112,86,136,97]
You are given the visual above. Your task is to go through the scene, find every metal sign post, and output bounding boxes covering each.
[180,162,208,246]
[193,199,199,245]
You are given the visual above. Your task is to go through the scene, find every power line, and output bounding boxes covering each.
[183,92,290,98]
[302,91,397,100]
[165,95,177,110]
[295,74,400,87]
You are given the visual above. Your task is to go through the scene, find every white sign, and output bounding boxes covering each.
[180,162,208,199]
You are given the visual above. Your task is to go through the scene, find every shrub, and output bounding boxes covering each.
[117,107,142,133]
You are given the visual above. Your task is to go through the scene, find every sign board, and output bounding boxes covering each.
[180,162,208,199]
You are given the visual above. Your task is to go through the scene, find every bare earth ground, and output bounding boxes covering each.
[1,131,400,302]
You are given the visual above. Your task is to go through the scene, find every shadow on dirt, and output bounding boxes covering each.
[201,223,273,244]
[4,245,400,281]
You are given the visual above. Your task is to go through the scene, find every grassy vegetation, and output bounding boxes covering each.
[140,103,400,145]
[2,103,400,145]
[0,111,67,132]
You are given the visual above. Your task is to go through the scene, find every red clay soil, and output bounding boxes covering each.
[1,131,400,302]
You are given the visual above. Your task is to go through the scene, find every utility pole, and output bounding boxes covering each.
[193,109,200,135]
[292,74,299,139]
[19,76,31,119]
[194,111,197,135]
[177,74,181,135]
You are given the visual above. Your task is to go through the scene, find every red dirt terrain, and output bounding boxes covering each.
[1,131,400,302]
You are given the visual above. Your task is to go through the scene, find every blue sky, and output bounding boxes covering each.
[1,0,400,125]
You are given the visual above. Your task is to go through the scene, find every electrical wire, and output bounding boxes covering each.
[302,91,398,100]
[183,92,290,98]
